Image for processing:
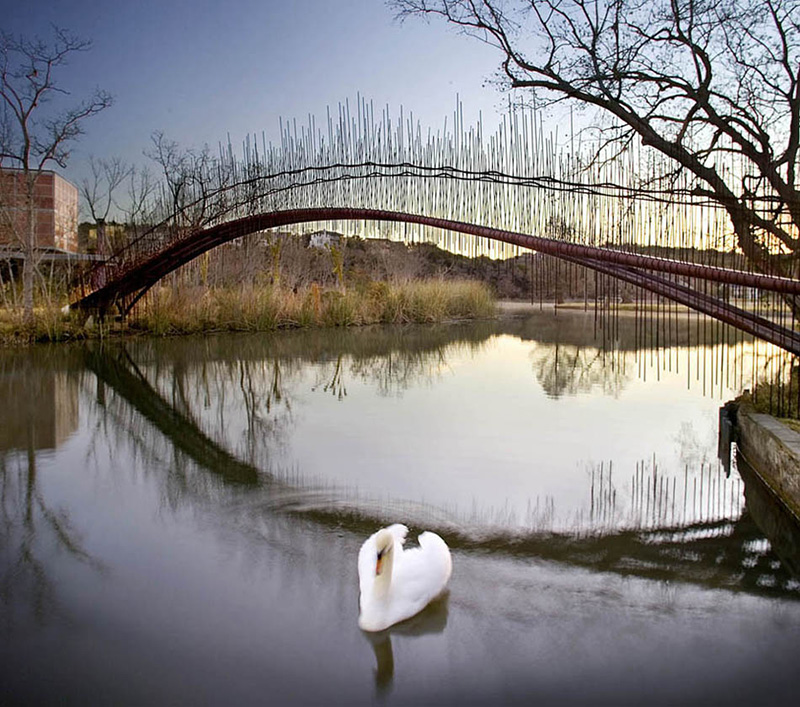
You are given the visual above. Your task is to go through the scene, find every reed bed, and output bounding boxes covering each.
[0,279,495,343]
[132,279,495,335]
[0,303,86,345]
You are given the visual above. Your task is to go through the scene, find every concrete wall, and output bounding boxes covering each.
[736,405,800,519]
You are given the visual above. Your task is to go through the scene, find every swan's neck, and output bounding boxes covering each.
[373,549,394,598]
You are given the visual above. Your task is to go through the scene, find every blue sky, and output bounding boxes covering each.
[2,0,508,186]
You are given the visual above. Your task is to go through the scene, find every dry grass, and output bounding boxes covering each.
[746,375,800,421]
[131,279,495,334]
[0,305,89,345]
[0,279,496,344]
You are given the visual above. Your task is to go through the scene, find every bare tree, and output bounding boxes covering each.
[80,156,130,224]
[122,165,157,239]
[146,131,233,233]
[80,156,131,255]
[0,26,112,328]
[393,0,800,293]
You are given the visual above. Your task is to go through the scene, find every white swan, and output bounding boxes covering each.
[358,524,452,632]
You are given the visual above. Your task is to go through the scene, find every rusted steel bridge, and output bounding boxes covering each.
[75,204,800,355]
[71,100,800,355]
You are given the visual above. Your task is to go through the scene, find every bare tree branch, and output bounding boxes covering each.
[80,156,132,223]
[392,0,800,293]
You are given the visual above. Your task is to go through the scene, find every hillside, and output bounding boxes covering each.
[150,228,741,304]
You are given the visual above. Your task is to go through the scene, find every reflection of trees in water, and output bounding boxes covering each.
[76,339,800,602]
[86,352,797,602]
[106,328,490,472]
[120,320,497,368]
[348,345,455,397]
[3,317,797,628]
[140,355,295,473]
[530,341,630,398]
[519,308,788,401]
[313,354,348,399]
[79,332,482,510]
[313,344,461,400]
[528,335,791,402]
[84,327,793,548]
[82,348,265,516]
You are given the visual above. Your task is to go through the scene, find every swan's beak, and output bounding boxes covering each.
[375,548,385,575]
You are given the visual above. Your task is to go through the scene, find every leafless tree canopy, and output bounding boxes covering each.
[393,0,800,277]
[146,131,235,231]
[0,27,112,172]
[0,26,112,326]
[80,157,132,224]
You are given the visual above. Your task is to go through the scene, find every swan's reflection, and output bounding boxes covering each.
[369,634,394,697]
[362,592,450,699]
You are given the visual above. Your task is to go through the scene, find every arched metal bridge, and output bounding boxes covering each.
[69,100,800,355]
[73,204,800,355]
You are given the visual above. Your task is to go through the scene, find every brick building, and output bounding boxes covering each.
[0,169,80,253]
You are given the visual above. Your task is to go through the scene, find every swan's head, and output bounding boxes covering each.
[374,529,394,576]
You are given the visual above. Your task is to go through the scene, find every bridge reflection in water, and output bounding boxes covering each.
[2,314,800,704]
[86,325,800,598]
[37,319,800,598]
[77,338,800,598]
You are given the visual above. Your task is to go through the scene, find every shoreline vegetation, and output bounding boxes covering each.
[0,227,613,346]
[0,279,496,345]
[1,230,791,346]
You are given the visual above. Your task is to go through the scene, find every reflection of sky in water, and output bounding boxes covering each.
[127,326,770,533]
[284,335,736,530]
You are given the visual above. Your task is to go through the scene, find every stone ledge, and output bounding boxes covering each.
[737,405,800,519]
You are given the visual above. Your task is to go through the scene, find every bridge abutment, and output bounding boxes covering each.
[734,403,800,521]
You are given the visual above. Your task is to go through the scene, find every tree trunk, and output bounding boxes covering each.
[22,181,35,331]
[729,211,800,321]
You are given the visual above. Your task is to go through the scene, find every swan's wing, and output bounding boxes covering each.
[417,531,452,576]
[385,523,409,547]
[391,531,452,615]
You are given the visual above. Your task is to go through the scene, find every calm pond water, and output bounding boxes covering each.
[2,309,800,706]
